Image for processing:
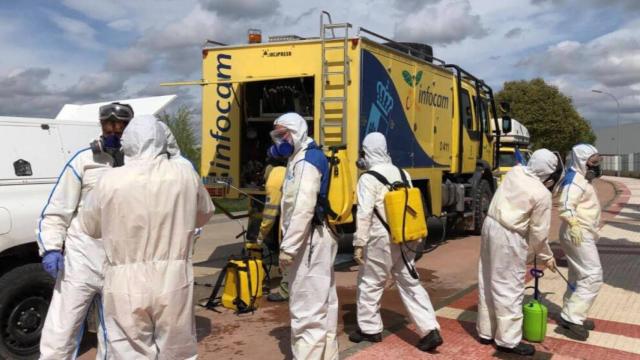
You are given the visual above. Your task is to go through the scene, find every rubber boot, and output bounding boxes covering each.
[497,342,536,356]
[417,329,443,352]
[583,319,595,331]
[558,317,589,341]
[349,329,382,343]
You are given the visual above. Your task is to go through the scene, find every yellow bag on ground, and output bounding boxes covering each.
[206,257,264,314]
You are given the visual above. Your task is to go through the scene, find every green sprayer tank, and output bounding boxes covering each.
[523,299,548,342]
[523,266,548,342]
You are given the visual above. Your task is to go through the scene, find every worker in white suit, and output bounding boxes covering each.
[271,112,339,359]
[477,149,562,356]
[37,102,133,360]
[350,132,443,352]
[80,115,214,359]
[557,144,602,341]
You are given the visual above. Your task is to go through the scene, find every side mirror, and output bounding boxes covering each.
[500,101,511,114]
[502,116,512,134]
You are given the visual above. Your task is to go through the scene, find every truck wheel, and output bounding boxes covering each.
[472,179,493,235]
[0,264,54,360]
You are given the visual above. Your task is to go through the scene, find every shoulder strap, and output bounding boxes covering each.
[204,262,231,309]
[364,170,392,188]
[397,166,409,187]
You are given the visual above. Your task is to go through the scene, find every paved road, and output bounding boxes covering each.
[77,178,626,359]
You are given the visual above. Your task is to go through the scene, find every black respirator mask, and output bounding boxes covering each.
[543,154,564,192]
[356,150,369,170]
[585,163,602,181]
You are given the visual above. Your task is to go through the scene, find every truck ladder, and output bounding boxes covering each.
[320,12,351,147]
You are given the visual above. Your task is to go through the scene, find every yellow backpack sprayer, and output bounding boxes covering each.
[363,167,428,279]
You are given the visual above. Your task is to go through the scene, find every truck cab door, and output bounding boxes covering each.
[459,87,480,172]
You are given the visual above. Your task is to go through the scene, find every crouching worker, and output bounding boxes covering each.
[271,112,339,359]
[80,115,214,359]
[477,149,562,356]
[349,132,443,352]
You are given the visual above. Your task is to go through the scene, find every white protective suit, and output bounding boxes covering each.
[36,144,112,359]
[559,144,602,325]
[80,115,214,359]
[476,149,558,348]
[275,113,339,360]
[353,132,440,337]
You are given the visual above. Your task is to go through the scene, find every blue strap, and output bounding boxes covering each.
[304,141,329,194]
[303,141,330,222]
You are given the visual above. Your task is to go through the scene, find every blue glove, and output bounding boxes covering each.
[42,251,64,278]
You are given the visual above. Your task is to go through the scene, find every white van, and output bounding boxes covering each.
[0,95,175,359]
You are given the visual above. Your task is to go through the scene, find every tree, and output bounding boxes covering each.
[157,106,201,172]
[495,78,596,156]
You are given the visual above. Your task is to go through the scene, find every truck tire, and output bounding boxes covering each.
[0,264,54,360]
[472,179,493,235]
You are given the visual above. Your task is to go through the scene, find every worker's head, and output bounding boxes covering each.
[121,115,168,162]
[269,112,308,158]
[99,102,134,142]
[357,132,391,170]
[157,121,181,159]
[570,144,601,180]
[527,149,562,191]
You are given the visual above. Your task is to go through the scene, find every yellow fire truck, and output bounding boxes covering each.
[167,12,511,234]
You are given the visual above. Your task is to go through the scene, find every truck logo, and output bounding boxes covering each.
[418,86,449,109]
[208,53,233,178]
[402,70,422,110]
[365,80,394,135]
[262,49,292,57]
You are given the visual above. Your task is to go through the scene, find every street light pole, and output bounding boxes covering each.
[592,89,621,176]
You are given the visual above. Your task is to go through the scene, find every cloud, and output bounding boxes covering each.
[106,47,154,73]
[0,68,52,97]
[0,68,69,117]
[394,0,441,13]
[505,27,524,39]
[532,0,640,11]
[61,0,127,21]
[49,13,98,49]
[519,23,640,87]
[107,19,135,32]
[393,0,488,45]
[199,0,280,19]
[65,72,127,98]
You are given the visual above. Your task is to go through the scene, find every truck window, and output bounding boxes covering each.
[480,99,490,134]
[461,90,474,131]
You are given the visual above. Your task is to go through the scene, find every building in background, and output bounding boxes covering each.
[595,123,640,154]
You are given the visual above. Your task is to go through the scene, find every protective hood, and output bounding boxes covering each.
[274,112,309,153]
[157,121,181,158]
[525,148,558,182]
[121,114,167,161]
[569,144,598,175]
[362,132,391,166]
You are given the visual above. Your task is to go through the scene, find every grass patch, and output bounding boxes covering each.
[213,196,250,214]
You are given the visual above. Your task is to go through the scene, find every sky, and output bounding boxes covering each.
[1,0,639,130]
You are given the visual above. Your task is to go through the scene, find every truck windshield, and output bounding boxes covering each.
[499,150,530,167]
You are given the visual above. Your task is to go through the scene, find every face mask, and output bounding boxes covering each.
[267,140,294,159]
[543,154,564,192]
[356,150,369,170]
[585,164,602,181]
[268,128,294,159]
[90,135,124,167]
